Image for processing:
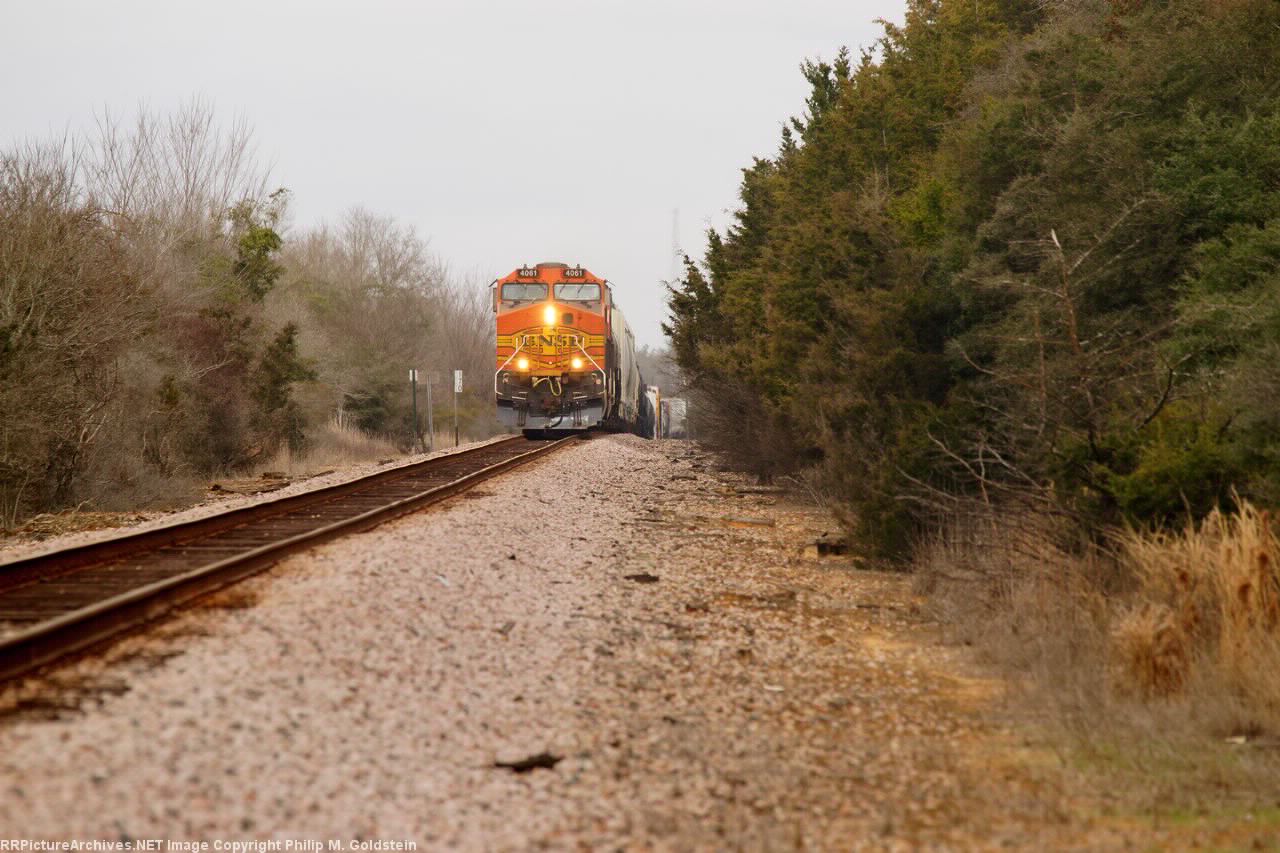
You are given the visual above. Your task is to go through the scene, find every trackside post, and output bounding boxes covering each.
[426,373,435,452]
[410,369,425,453]
[453,369,463,446]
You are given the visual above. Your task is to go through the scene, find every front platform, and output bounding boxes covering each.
[496,399,606,431]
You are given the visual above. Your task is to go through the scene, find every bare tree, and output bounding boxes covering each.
[86,98,268,242]
[0,140,151,525]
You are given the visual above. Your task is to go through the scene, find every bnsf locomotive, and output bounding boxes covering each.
[492,262,649,436]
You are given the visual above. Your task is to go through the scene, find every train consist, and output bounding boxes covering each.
[493,262,653,436]
[661,397,689,439]
[643,385,689,439]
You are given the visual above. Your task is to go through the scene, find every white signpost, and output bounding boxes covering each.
[409,369,423,452]
[452,370,462,446]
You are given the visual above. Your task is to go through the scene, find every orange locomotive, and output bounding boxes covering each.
[492,261,645,435]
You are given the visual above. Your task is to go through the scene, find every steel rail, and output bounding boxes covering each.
[0,435,576,682]
[0,436,526,592]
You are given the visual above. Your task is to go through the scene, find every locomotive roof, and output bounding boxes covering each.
[495,262,608,286]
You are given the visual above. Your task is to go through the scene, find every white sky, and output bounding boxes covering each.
[3,0,900,348]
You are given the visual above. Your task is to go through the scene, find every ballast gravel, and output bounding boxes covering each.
[0,436,1138,849]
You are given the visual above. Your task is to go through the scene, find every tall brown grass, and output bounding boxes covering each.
[914,506,1114,723]
[918,499,1280,739]
[1115,503,1280,724]
[255,419,402,476]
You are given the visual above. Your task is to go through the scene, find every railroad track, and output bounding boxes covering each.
[0,434,577,683]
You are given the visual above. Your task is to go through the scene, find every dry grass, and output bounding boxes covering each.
[915,500,1280,814]
[914,508,1112,684]
[1110,603,1190,698]
[254,419,402,476]
[1116,504,1280,727]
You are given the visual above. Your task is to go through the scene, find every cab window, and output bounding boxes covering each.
[501,283,548,303]
[554,283,601,302]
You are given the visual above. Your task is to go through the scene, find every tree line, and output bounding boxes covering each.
[0,101,494,528]
[666,0,1280,558]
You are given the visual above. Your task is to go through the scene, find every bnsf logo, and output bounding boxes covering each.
[519,333,581,348]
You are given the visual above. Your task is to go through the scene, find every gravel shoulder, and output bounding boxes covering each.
[0,435,1223,849]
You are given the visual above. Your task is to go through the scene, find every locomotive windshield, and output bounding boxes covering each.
[554,283,601,301]
[501,283,548,302]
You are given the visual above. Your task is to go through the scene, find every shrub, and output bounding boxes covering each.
[1104,405,1243,526]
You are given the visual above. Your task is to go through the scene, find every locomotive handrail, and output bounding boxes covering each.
[494,338,528,393]
[574,338,607,388]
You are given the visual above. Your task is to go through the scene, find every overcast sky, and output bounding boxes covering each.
[3,0,901,348]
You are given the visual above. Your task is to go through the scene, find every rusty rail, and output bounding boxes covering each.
[0,435,577,682]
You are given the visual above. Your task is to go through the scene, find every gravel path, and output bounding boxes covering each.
[0,435,1153,849]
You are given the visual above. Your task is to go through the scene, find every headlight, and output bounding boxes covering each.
[516,357,529,370]
[571,357,584,369]
[542,304,557,326]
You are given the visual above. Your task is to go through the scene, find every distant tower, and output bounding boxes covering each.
[670,207,680,283]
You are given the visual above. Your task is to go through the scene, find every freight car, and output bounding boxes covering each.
[492,262,646,436]
[661,398,688,438]
[643,385,662,439]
